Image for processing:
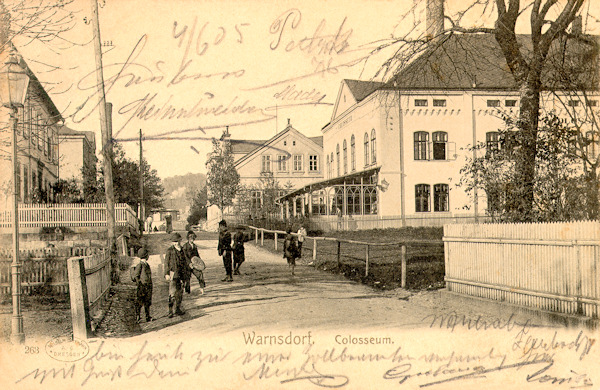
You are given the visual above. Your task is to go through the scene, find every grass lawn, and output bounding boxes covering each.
[249,227,445,290]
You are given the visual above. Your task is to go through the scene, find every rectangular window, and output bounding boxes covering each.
[568,100,580,107]
[505,100,517,107]
[414,99,428,107]
[261,155,271,173]
[309,155,318,171]
[487,100,501,107]
[415,184,430,212]
[276,154,287,171]
[414,132,429,160]
[587,100,598,107]
[432,131,447,160]
[293,154,303,171]
[433,99,446,107]
[433,184,449,212]
[37,114,42,150]
[250,190,262,210]
[486,131,500,157]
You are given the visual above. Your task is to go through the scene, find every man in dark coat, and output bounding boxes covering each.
[217,220,233,282]
[164,232,187,317]
[183,230,206,293]
[232,226,246,275]
[283,227,298,276]
[133,248,153,322]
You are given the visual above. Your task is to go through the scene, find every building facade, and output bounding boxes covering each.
[58,125,97,185]
[278,33,599,230]
[0,48,62,206]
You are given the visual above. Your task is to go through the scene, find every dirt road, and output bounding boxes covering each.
[134,235,556,338]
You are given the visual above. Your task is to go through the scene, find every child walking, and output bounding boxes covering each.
[283,227,298,276]
[133,248,153,323]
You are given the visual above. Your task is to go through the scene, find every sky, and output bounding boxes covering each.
[12,0,600,179]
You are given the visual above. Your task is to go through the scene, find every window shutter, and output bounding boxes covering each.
[448,142,457,160]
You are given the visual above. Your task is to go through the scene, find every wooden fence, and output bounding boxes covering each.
[0,247,104,295]
[0,203,138,232]
[68,249,111,339]
[246,226,443,287]
[444,221,600,318]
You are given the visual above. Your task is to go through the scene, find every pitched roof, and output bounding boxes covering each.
[344,79,385,102]
[58,125,96,149]
[385,33,599,91]
[309,136,323,147]
[230,139,266,155]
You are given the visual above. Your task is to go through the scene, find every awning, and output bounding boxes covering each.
[277,166,381,201]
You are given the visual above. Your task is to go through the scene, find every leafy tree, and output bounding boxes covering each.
[87,143,164,211]
[51,178,84,203]
[206,138,239,212]
[374,0,592,221]
[187,185,208,226]
[459,112,596,222]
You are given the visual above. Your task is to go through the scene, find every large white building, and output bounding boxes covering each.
[58,126,97,185]
[278,32,599,230]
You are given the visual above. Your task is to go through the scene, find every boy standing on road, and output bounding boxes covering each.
[133,248,153,323]
[164,232,187,318]
[232,226,246,275]
[283,227,298,276]
[183,230,206,294]
[218,220,234,282]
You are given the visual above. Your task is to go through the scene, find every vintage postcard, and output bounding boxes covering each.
[0,0,599,389]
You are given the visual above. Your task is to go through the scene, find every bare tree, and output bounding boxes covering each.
[369,0,593,221]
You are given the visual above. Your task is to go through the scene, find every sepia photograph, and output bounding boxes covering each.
[0,0,598,388]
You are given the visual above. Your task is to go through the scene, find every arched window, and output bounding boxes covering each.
[433,184,449,212]
[371,129,376,164]
[330,152,334,178]
[364,132,369,166]
[350,135,356,171]
[415,184,430,212]
[336,144,340,177]
[414,131,429,160]
[432,131,447,160]
[326,155,330,179]
[343,140,348,174]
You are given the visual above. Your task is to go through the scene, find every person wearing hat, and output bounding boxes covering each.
[183,230,206,294]
[232,226,246,275]
[164,232,187,317]
[217,220,234,282]
[133,248,153,323]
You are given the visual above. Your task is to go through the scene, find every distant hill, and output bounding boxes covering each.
[160,173,207,218]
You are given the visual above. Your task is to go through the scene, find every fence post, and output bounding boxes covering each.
[67,257,92,339]
[337,241,341,269]
[312,238,317,261]
[254,228,258,244]
[274,232,278,251]
[365,244,369,277]
[260,229,264,246]
[400,245,407,289]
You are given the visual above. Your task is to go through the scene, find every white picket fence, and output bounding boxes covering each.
[0,203,138,231]
[444,221,600,318]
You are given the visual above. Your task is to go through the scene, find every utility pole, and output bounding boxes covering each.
[139,129,144,228]
[90,0,117,279]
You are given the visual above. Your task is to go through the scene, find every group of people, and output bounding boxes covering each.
[131,220,307,322]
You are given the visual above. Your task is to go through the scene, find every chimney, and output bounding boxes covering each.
[426,0,444,40]
[571,15,582,35]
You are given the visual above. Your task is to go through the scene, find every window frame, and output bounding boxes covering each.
[336,144,340,176]
[370,129,376,164]
[433,183,449,212]
[432,131,447,160]
[293,154,303,172]
[343,139,348,174]
[415,184,430,212]
[487,99,501,108]
[363,132,369,166]
[414,99,428,107]
[433,99,446,107]
[309,154,319,172]
[350,134,356,171]
[414,131,429,160]
[261,155,272,173]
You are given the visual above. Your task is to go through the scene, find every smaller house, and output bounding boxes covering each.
[58,126,97,185]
